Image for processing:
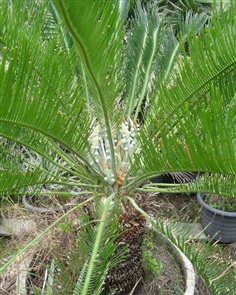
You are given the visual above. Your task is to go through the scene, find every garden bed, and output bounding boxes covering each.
[1,193,235,294]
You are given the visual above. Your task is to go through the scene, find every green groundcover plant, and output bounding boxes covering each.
[0,0,235,294]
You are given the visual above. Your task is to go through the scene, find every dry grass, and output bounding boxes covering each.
[0,198,81,294]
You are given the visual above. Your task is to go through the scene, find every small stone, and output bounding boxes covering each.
[176,222,208,240]
[0,219,36,236]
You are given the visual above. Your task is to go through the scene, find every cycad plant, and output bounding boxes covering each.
[0,0,236,294]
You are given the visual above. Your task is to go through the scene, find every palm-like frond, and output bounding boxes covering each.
[51,0,124,126]
[72,196,127,295]
[51,0,126,182]
[152,3,236,132]
[0,167,57,195]
[0,198,97,281]
[0,7,89,155]
[139,174,236,198]
[123,0,217,120]
[124,1,166,118]
[127,2,236,195]
[0,138,60,193]
[0,1,235,292]
[0,1,104,190]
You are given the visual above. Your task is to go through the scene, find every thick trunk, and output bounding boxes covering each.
[102,213,146,294]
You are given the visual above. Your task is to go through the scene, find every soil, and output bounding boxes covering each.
[137,237,185,295]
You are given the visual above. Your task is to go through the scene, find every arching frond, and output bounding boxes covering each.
[51,0,124,125]
[0,1,106,188]
[0,139,59,193]
[124,1,163,118]
[123,0,216,121]
[72,195,127,295]
[127,2,236,193]
[0,21,90,157]
[137,174,236,198]
[51,0,125,183]
[155,220,236,295]
[150,2,236,134]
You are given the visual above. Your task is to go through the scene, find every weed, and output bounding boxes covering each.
[143,235,163,277]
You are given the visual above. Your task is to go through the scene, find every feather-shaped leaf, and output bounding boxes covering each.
[127,3,236,194]
[51,0,124,126]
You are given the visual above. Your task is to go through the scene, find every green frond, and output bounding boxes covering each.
[128,82,235,191]
[123,0,213,121]
[127,2,236,193]
[138,173,236,197]
[0,138,63,194]
[151,2,236,133]
[0,1,108,186]
[72,196,128,295]
[51,0,124,126]
[0,198,93,276]
[0,167,57,195]
[124,1,179,119]
[0,124,104,193]
[0,1,90,153]
[119,0,130,21]
[51,0,125,184]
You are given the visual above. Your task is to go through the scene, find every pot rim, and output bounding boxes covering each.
[153,230,195,295]
[197,193,236,217]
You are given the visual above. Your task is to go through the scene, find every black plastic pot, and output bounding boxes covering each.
[197,193,236,243]
[148,174,164,183]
